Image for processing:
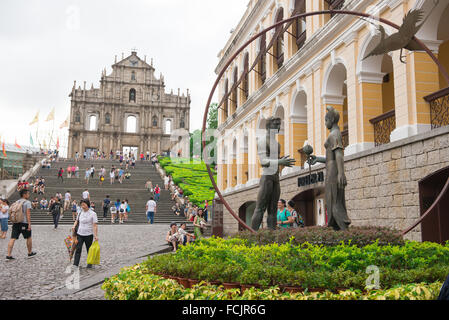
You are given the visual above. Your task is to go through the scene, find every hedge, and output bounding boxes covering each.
[140,237,449,290]
[158,156,216,206]
[233,226,404,247]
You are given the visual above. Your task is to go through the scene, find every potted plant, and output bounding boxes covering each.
[219,264,242,290]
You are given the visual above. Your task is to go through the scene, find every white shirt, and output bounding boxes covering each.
[119,203,127,212]
[64,193,71,201]
[76,209,98,236]
[109,171,115,178]
[82,191,89,199]
[146,200,157,212]
[164,176,169,184]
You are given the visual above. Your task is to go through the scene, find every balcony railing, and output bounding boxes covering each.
[424,87,449,129]
[369,110,396,147]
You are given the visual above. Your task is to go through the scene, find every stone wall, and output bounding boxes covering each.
[219,126,449,241]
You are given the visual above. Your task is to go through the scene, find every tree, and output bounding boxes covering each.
[207,103,218,129]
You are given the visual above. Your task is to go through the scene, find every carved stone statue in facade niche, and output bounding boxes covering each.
[251,117,296,231]
[309,106,351,231]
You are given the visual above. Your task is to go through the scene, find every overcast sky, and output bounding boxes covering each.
[0,0,248,150]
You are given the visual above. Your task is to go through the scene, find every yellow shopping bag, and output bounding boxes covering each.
[86,241,100,265]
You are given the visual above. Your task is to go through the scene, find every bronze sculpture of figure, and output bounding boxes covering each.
[309,106,351,231]
[251,117,296,231]
[363,1,439,63]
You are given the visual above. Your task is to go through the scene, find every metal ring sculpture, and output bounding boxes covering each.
[202,10,449,234]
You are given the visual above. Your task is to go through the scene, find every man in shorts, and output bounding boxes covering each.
[6,189,37,260]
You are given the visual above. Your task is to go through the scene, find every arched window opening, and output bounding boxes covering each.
[131,71,136,81]
[129,88,136,103]
[242,53,249,102]
[224,79,229,118]
[293,0,307,52]
[89,115,97,131]
[258,32,266,85]
[75,112,81,123]
[165,119,172,135]
[231,67,238,114]
[274,8,284,70]
[126,116,137,133]
[152,116,158,127]
[180,117,185,128]
[105,113,111,125]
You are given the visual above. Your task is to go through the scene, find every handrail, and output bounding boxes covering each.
[424,86,449,102]
[369,109,395,124]
[402,175,449,236]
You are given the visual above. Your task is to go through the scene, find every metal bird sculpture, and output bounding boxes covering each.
[363,2,438,63]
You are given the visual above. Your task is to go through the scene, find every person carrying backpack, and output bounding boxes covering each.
[287,200,305,228]
[50,197,62,230]
[6,189,37,260]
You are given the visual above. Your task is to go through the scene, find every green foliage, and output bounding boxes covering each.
[207,103,218,130]
[233,226,404,247]
[102,265,443,300]
[139,237,449,290]
[158,156,216,206]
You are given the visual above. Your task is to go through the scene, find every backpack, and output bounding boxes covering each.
[294,211,305,227]
[9,200,25,223]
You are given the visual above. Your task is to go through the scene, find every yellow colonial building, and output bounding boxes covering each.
[213,0,449,242]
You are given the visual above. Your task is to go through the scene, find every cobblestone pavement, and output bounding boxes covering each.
[0,224,169,300]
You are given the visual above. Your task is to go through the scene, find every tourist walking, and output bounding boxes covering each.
[57,168,64,183]
[6,189,37,260]
[110,204,117,224]
[193,208,206,239]
[119,200,126,224]
[90,165,95,179]
[102,195,110,221]
[124,199,130,221]
[82,188,90,201]
[71,200,78,221]
[109,168,115,184]
[113,199,121,224]
[71,199,98,268]
[287,200,304,228]
[164,175,169,190]
[84,168,90,184]
[276,199,293,229]
[67,165,72,178]
[154,185,161,202]
[64,191,71,212]
[145,197,157,224]
[0,199,10,239]
[50,197,62,230]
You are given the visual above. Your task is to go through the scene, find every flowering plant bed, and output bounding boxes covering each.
[102,265,443,300]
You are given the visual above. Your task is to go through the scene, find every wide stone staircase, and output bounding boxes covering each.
[8,159,196,230]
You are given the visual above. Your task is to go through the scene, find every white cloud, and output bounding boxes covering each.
[0,0,248,152]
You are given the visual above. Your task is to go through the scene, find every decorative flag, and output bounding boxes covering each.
[56,137,60,150]
[29,111,39,126]
[46,108,55,122]
[59,116,69,129]
[2,140,6,158]
[15,138,21,149]
[30,133,34,146]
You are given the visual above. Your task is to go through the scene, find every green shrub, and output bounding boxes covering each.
[233,226,404,247]
[102,266,443,300]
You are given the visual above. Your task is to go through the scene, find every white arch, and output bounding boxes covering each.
[413,0,449,42]
[125,115,137,133]
[356,32,390,81]
[290,89,307,123]
[322,58,348,101]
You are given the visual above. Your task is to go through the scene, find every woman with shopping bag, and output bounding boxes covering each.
[71,199,99,268]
